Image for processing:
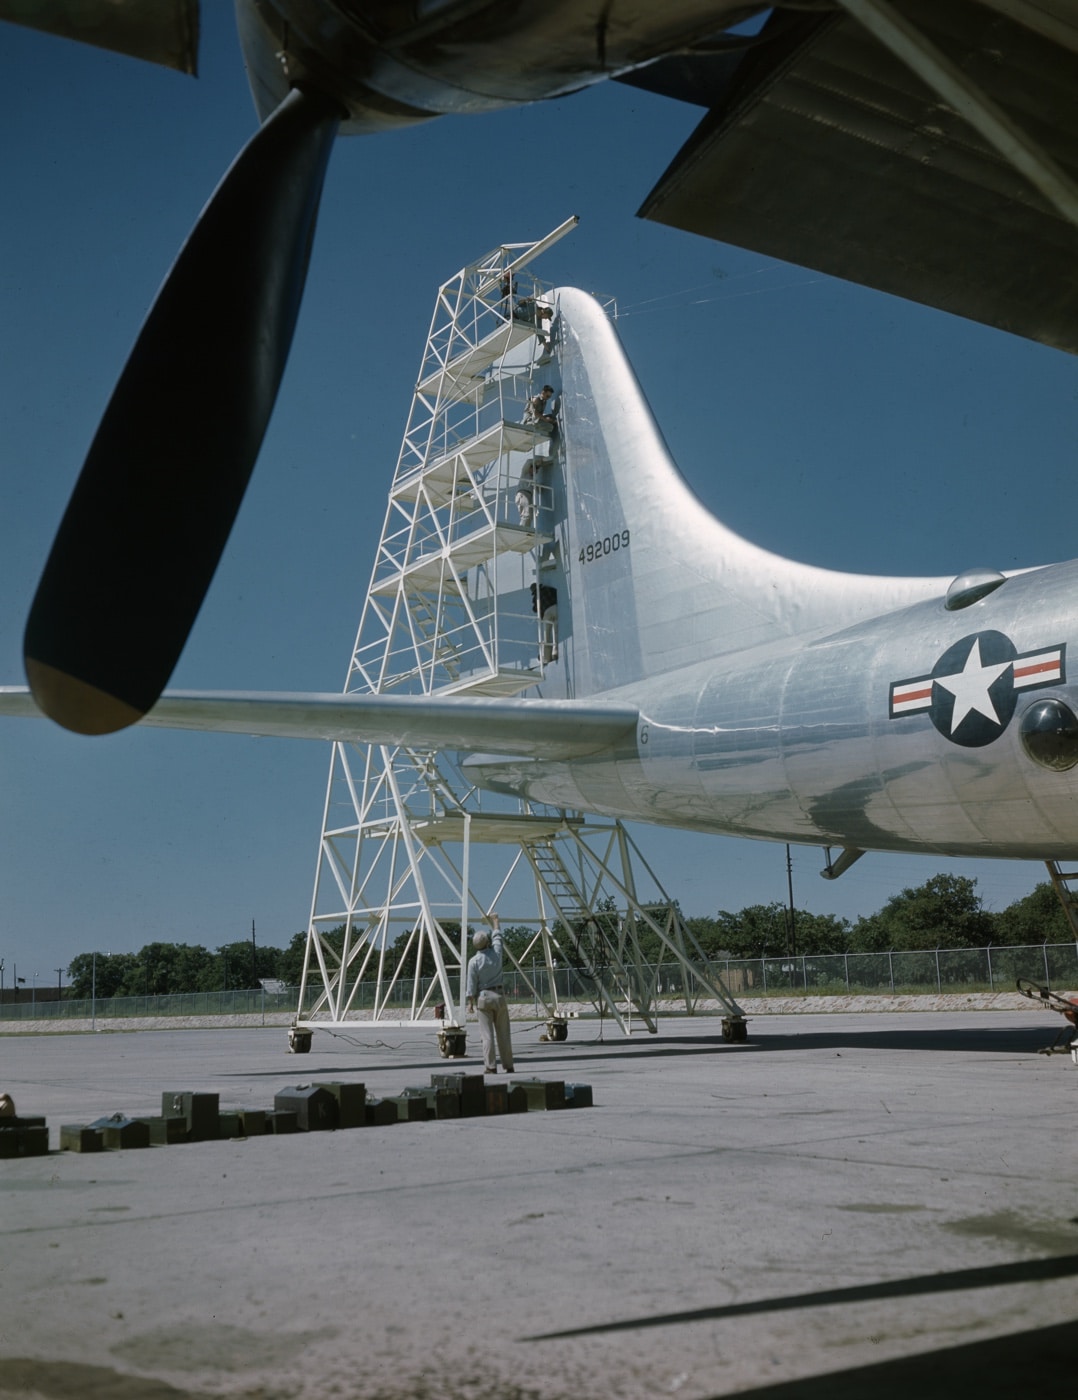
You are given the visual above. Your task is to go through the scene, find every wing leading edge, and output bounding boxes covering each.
[0,687,638,760]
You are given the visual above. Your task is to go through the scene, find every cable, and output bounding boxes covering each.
[618,265,774,312]
[618,274,825,319]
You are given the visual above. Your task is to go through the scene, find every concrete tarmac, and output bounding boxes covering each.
[1,1009,1076,1399]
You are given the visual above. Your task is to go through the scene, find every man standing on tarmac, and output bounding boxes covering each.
[466,913,515,1074]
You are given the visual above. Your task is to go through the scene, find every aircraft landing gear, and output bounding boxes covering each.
[545,1017,569,1042]
[722,1016,748,1043]
[288,1026,312,1054]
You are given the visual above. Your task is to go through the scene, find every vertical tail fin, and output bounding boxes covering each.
[547,287,943,697]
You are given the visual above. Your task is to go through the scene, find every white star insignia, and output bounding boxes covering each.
[933,638,1012,733]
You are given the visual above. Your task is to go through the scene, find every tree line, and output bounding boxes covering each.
[66,934,309,1001]
[61,874,1072,999]
[685,873,1068,960]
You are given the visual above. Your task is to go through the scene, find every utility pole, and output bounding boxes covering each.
[251,919,257,988]
[55,967,63,999]
[785,844,797,988]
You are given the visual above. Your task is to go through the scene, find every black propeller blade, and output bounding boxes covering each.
[24,86,342,734]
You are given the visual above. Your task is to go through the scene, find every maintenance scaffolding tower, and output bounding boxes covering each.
[291,220,744,1053]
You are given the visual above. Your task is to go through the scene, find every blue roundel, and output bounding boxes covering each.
[928,630,1018,748]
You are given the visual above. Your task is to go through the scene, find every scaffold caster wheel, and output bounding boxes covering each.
[722,1017,748,1043]
[288,1028,312,1054]
[546,1017,569,1042]
[438,1028,467,1058]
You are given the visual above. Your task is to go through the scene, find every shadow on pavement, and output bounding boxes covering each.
[702,1317,1078,1398]
[527,1252,1078,1339]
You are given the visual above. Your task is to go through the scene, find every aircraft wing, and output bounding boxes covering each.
[0,687,638,760]
[621,3,1078,354]
[0,0,199,73]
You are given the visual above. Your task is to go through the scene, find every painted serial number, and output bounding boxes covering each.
[579,529,630,565]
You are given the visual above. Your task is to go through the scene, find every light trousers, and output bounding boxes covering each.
[476,990,514,1072]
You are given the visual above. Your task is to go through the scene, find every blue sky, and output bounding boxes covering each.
[3,9,1077,983]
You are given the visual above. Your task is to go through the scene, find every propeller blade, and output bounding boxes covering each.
[24,86,342,735]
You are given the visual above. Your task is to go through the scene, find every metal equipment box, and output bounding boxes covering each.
[430,1072,487,1117]
[484,1084,509,1115]
[264,1110,299,1134]
[364,1097,398,1127]
[313,1081,366,1129]
[433,1088,461,1119]
[390,1092,428,1122]
[274,1085,338,1131]
[505,1085,530,1113]
[88,1114,151,1150]
[137,1115,189,1146]
[506,1078,565,1110]
[0,1121,49,1157]
[402,1086,460,1119]
[161,1091,220,1142]
[60,1124,103,1153]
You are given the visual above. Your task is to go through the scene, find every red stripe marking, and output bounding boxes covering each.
[1014,658,1060,680]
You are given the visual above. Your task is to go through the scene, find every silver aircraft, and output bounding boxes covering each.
[4,286,1077,869]
[7,0,1078,734]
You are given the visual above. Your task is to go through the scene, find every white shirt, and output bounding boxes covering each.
[466,928,504,998]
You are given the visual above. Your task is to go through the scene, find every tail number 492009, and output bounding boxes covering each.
[579,529,630,566]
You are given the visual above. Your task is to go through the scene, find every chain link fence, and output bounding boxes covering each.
[0,985,308,1023]
[495,943,1078,1001]
[2,942,1075,1022]
[709,942,1078,997]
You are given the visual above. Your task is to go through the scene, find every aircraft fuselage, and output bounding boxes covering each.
[470,556,1078,859]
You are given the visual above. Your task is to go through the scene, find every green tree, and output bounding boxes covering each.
[683,915,726,958]
[992,882,1071,945]
[277,931,309,985]
[787,910,853,955]
[499,924,537,962]
[712,903,789,958]
[850,874,993,951]
[67,951,138,999]
[704,903,851,959]
[635,901,691,962]
[275,924,352,986]
[124,942,216,995]
[215,938,283,989]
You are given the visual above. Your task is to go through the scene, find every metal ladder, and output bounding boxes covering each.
[405,593,462,681]
[521,837,658,1032]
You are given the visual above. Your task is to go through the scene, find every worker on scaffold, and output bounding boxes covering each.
[524,384,557,432]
